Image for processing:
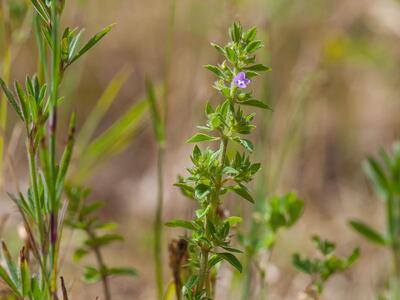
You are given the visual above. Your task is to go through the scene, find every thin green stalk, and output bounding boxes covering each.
[0,0,11,189]
[196,136,228,296]
[0,47,10,188]
[49,1,62,296]
[154,143,165,300]
[197,248,210,296]
[27,141,45,251]
[162,0,176,124]
[154,2,175,296]
[88,229,111,300]
[34,13,49,83]
[147,77,166,299]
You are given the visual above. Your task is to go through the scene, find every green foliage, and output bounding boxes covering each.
[349,220,387,246]
[66,186,137,283]
[169,22,270,299]
[293,236,359,295]
[349,143,400,297]
[240,192,304,253]
[0,0,114,299]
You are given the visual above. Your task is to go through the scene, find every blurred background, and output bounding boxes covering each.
[1,0,400,299]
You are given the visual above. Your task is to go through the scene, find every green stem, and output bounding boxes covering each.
[0,0,11,190]
[154,2,175,295]
[49,1,62,297]
[27,141,46,252]
[197,248,209,295]
[154,144,165,300]
[34,13,49,83]
[88,229,111,300]
[242,251,253,300]
[161,0,176,124]
[196,137,228,297]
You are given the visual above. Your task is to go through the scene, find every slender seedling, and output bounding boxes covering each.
[65,186,137,300]
[293,236,359,299]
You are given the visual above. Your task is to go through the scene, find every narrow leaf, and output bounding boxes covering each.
[239,99,271,110]
[0,78,23,120]
[187,133,219,143]
[69,24,114,65]
[349,220,387,245]
[218,252,242,272]
[165,219,197,231]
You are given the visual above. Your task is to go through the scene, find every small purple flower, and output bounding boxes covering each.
[233,72,251,89]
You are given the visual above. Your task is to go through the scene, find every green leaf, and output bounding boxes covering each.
[165,219,197,231]
[15,81,30,123]
[82,266,101,283]
[0,265,21,297]
[225,47,236,62]
[220,246,243,254]
[244,64,271,72]
[267,193,304,231]
[204,65,225,78]
[174,182,194,197]
[363,157,390,199]
[69,24,114,65]
[0,78,23,120]
[208,254,223,269]
[229,22,242,43]
[19,250,30,296]
[30,0,50,25]
[187,133,219,143]
[85,234,123,248]
[192,145,202,161]
[239,99,271,110]
[182,275,198,296]
[95,222,118,231]
[107,267,137,277]
[218,252,242,272]
[245,40,263,54]
[292,254,322,274]
[234,138,254,152]
[312,236,336,255]
[146,78,165,145]
[349,220,387,246]
[223,166,239,175]
[224,216,242,225]
[56,112,76,200]
[81,201,104,218]
[73,248,89,262]
[195,183,211,199]
[243,27,257,42]
[205,102,214,115]
[228,185,254,203]
[1,241,18,285]
[210,43,225,55]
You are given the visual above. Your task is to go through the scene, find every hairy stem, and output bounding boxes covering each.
[197,248,209,295]
[196,137,228,297]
